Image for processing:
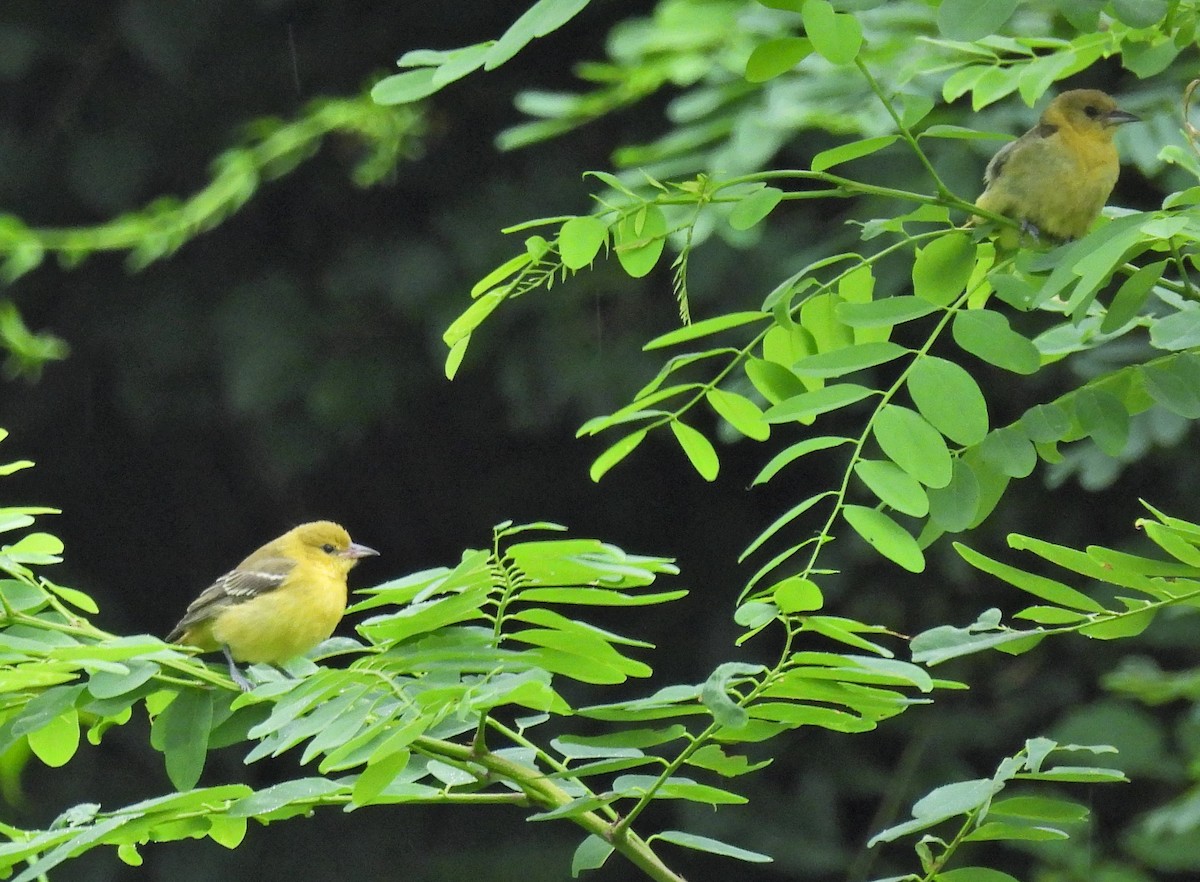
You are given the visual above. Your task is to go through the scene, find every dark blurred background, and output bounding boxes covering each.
[1,1,1197,880]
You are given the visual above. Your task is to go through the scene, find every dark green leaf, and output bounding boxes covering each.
[151,689,214,790]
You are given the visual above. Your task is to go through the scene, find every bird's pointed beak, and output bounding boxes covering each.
[1106,108,1139,126]
[341,542,380,559]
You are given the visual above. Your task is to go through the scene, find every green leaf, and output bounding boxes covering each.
[706,389,769,441]
[26,708,80,768]
[792,341,908,378]
[1078,606,1155,639]
[443,287,508,346]
[150,689,213,790]
[1110,0,1167,28]
[228,778,347,818]
[485,0,592,69]
[752,436,853,485]
[869,778,998,845]
[739,491,837,562]
[937,0,1018,39]
[836,296,939,328]
[1141,356,1200,418]
[964,821,1069,842]
[763,383,874,423]
[745,37,812,83]
[771,576,824,613]
[1101,260,1165,332]
[613,205,667,278]
[1018,765,1127,783]
[1073,388,1129,456]
[729,187,784,230]
[590,430,646,482]
[686,743,772,777]
[1020,403,1071,443]
[955,543,1105,612]
[843,505,925,572]
[645,311,767,350]
[700,662,762,728]
[926,460,981,533]
[571,835,614,874]
[873,404,953,488]
[979,427,1037,478]
[470,252,532,298]
[558,216,608,269]
[670,421,719,481]
[952,310,1041,374]
[912,233,976,306]
[802,0,862,65]
[351,749,411,807]
[745,357,807,404]
[936,869,1022,882]
[1148,305,1200,350]
[854,459,929,517]
[906,356,989,446]
[911,615,1043,665]
[811,136,899,173]
[371,68,440,104]
[990,795,1089,822]
[613,773,748,805]
[653,830,772,863]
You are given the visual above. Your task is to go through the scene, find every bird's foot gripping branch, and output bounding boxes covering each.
[0,430,1155,880]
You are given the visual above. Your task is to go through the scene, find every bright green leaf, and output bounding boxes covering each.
[745,37,812,82]
[913,234,976,306]
[670,420,719,481]
[843,505,925,572]
[906,356,989,446]
[706,388,769,441]
[802,0,862,65]
[873,404,953,488]
[811,136,899,173]
[558,216,608,269]
[854,459,929,517]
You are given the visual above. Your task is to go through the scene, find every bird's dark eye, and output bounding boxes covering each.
[1084,105,1100,118]
[321,543,337,554]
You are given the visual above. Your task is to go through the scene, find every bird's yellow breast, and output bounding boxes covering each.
[210,573,348,664]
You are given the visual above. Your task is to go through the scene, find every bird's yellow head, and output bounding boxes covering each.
[287,521,379,574]
[1044,89,1138,139]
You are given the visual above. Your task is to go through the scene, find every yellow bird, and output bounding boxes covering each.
[974,89,1138,244]
[168,521,378,691]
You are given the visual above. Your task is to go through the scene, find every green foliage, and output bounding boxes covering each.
[6,0,1200,880]
[417,0,1200,877]
[0,93,422,379]
[868,738,1125,880]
